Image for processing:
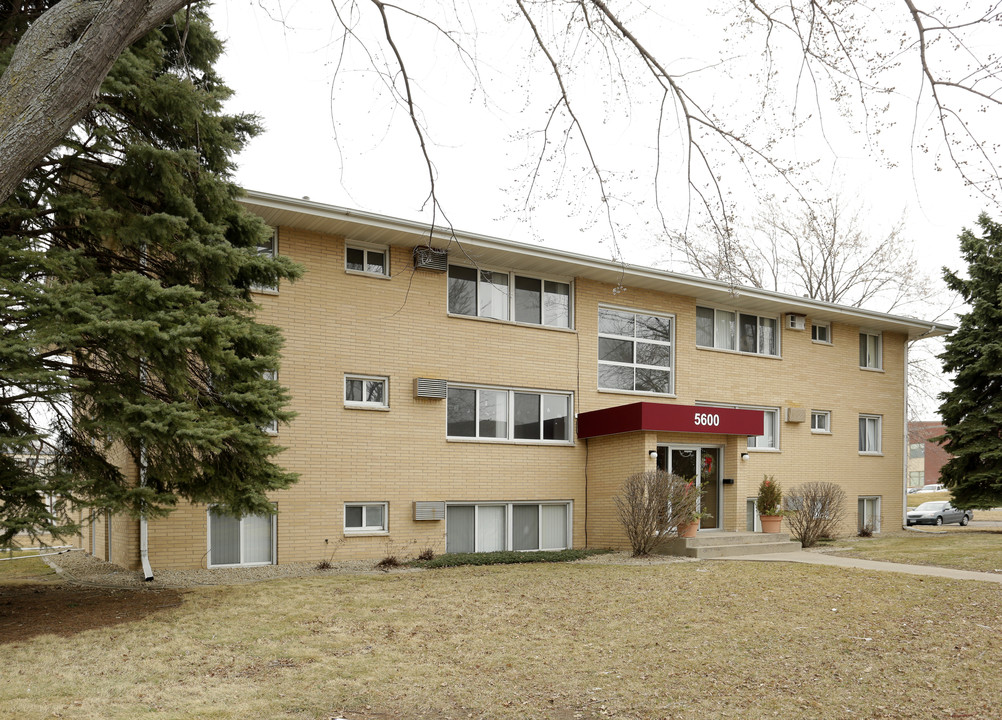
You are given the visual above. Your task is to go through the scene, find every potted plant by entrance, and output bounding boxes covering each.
[756,475,784,533]
[677,508,713,538]
[673,481,710,538]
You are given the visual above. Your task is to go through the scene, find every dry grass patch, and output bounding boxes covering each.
[825,530,1002,574]
[2,562,1002,719]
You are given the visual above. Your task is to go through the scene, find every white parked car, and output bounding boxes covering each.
[914,483,946,493]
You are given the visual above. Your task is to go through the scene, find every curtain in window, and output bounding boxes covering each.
[541,505,567,549]
[478,389,508,438]
[696,307,714,346]
[512,505,539,551]
[209,511,240,566]
[543,281,569,327]
[479,271,509,320]
[242,513,273,564]
[478,506,506,552]
[446,506,475,553]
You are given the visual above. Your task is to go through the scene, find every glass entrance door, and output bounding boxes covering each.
[658,445,721,530]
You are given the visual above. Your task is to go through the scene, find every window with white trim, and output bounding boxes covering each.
[859,414,882,453]
[598,307,674,395]
[346,242,389,277]
[345,374,388,409]
[344,502,388,534]
[252,229,278,293]
[447,265,571,328]
[810,410,831,433]
[696,306,779,356]
[811,322,831,344]
[445,502,570,553]
[859,331,882,369]
[446,386,571,442]
[858,496,881,533]
[699,402,779,449]
[207,507,275,567]
[262,370,279,435]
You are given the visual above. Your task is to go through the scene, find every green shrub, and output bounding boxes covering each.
[411,549,610,568]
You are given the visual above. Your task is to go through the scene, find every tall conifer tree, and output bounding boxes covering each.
[0,3,301,544]
[937,214,1002,509]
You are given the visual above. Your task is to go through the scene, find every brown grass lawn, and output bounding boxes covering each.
[823,529,1002,574]
[2,561,1002,720]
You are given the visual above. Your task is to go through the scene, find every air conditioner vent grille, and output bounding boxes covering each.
[413,246,448,272]
[415,377,448,399]
[414,501,446,521]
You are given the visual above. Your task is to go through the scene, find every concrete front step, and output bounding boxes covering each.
[656,531,802,559]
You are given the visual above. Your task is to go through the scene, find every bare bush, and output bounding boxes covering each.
[614,471,700,556]
[785,482,846,548]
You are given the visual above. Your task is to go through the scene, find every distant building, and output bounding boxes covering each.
[907,421,951,487]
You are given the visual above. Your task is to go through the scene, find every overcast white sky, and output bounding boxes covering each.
[208,1,991,311]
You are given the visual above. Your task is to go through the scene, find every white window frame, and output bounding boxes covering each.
[859,414,882,454]
[345,240,390,278]
[344,374,389,410]
[251,229,279,294]
[446,384,573,444]
[445,501,572,553]
[598,305,675,396]
[810,410,831,434]
[746,498,762,532]
[698,401,780,451]
[859,330,882,370]
[343,502,389,535]
[696,306,780,357]
[206,506,277,568]
[446,264,573,329]
[858,496,881,533]
[262,369,278,435]
[811,321,832,344]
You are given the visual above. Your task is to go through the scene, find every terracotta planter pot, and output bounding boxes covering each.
[760,514,782,533]
[677,521,699,538]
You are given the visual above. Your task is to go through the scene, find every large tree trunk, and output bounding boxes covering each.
[0,0,188,203]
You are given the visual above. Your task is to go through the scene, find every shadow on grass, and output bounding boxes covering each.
[0,584,184,644]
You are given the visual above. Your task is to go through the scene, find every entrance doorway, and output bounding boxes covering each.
[657,445,722,530]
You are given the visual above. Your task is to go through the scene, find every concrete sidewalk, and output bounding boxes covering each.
[711,550,1002,584]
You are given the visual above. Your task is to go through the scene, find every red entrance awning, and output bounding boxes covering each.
[577,402,764,439]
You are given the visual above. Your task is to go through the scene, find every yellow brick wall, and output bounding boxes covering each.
[127,226,908,568]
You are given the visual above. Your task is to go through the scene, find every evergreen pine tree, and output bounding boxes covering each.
[0,3,301,544]
[937,213,1002,509]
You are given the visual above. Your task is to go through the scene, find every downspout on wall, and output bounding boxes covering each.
[902,341,910,530]
[139,444,153,581]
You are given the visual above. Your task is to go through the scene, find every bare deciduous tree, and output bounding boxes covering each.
[614,470,700,556]
[4,1,1002,237]
[676,194,939,314]
[784,481,847,548]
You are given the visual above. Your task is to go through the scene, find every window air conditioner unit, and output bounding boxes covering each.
[413,246,448,272]
[414,377,448,399]
[414,501,446,521]
[786,407,807,423]
[786,314,806,330]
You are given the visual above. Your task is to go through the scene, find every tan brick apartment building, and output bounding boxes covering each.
[76,191,952,571]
